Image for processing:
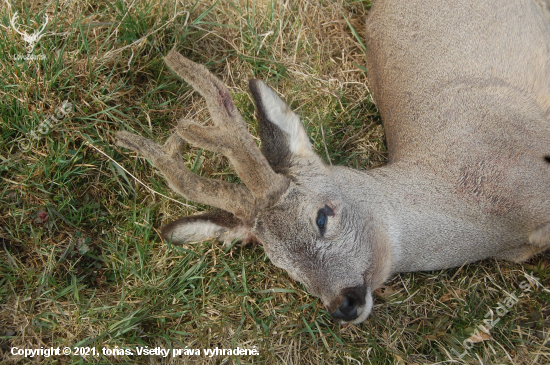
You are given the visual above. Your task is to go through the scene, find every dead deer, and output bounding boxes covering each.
[117,0,550,325]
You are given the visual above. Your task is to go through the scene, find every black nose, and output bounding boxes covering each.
[330,285,367,322]
[331,293,360,322]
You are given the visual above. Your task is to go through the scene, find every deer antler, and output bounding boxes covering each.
[116,131,256,221]
[116,51,289,222]
[163,50,289,201]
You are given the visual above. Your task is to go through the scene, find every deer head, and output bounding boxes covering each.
[116,50,391,324]
[10,12,49,54]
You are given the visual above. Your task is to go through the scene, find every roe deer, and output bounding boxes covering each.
[117,0,550,325]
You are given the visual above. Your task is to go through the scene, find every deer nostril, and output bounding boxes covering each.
[331,294,359,321]
[342,296,355,310]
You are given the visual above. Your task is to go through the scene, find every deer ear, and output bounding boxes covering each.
[249,79,315,172]
[161,209,258,246]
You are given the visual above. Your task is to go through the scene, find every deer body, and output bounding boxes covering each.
[364,0,550,272]
[117,0,550,325]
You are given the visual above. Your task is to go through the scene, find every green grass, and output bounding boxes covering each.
[1,0,549,364]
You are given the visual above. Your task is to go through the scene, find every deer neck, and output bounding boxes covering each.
[335,163,508,276]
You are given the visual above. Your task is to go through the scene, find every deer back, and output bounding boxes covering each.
[366,0,550,163]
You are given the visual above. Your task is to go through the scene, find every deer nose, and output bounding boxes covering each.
[331,293,360,322]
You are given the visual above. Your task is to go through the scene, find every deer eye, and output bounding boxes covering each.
[316,205,334,235]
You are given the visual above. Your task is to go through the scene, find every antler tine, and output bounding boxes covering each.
[164,50,289,201]
[116,130,256,222]
[164,50,244,130]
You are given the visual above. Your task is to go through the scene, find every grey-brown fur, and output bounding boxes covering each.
[117,0,550,324]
